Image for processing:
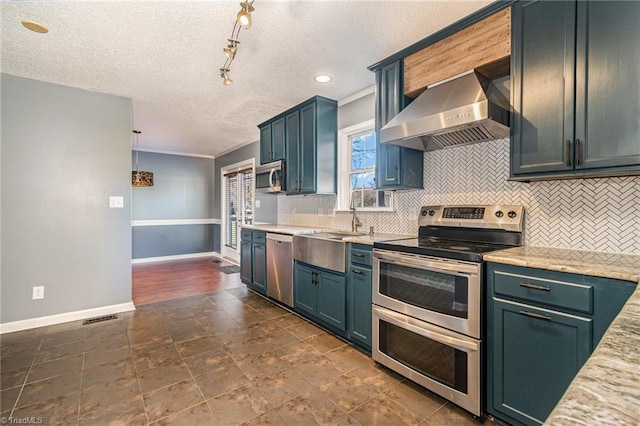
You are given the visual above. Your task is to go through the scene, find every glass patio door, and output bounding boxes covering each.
[222,164,253,261]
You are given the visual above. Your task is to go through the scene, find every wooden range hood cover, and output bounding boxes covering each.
[404,7,511,98]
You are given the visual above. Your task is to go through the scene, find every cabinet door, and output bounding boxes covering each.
[348,265,372,349]
[294,263,317,316]
[259,124,272,165]
[271,117,286,162]
[376,62,403,188]
[317,271,347,332]
[285,111,300,193]
[491,299,592,425]
[240,240,252,284]
[251,243,267,294]
[574,1,640,170]
[511,0,576,176]
[299,103,317,194]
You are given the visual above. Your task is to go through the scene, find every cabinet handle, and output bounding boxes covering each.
[352,253,365,258]
[575,139,582,166]
[565,140,572,166]
[519,311,552,321]
[520,283,551,292]
[351,269,364,275]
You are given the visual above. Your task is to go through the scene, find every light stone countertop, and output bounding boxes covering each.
[241,223,411,243]
[240,224,325,235]
[483,246,640,283]
[342,233,413,246]
[484,245,640,425]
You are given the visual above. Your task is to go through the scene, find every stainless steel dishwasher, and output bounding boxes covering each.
[266,233,294,307]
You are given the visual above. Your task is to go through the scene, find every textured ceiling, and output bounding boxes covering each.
[1,0,493,157]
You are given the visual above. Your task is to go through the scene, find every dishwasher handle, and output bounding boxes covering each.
[266,233,293,243]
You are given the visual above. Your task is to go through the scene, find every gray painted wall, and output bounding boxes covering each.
[131,152,217,258]
[338,92,375,129]
[214,141,278,224]
[132,152,215,220]
[1,74,132,323]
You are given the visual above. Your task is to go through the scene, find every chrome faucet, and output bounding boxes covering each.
[350,196,362,233]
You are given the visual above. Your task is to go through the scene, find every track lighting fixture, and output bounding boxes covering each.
[220,1,255,85]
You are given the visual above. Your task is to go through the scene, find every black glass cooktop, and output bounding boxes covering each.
[373,237,516,263]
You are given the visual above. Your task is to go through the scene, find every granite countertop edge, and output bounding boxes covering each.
[483,245,640,425]
[241,224,412,243]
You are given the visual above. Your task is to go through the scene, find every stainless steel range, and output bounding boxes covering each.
[372,205,524,417]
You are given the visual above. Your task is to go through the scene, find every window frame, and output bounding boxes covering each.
[336,119,394,212]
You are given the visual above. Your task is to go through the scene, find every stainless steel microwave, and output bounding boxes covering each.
[255,160,285,193]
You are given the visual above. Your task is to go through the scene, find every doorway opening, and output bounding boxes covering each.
[221,159,254,263]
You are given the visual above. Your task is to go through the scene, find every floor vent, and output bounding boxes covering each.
[83,314,118,325]
[212,259,222,263]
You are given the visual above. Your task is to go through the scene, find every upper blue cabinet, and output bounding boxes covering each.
[511,0,640,180]
[374,61,424,190]
[258,116,285,165]
[258,96,337,195]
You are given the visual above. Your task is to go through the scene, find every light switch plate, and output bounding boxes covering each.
[109,196,124,208]
[255,200,261,208]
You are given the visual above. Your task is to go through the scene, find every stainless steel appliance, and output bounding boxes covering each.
[255,160,285,193]
[266,233,293,307]
[380,70,510,152]
[372,205,524,417]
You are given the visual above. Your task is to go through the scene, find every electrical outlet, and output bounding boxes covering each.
[32,286,44,300]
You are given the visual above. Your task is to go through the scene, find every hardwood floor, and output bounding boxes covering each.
[132,257,244,305]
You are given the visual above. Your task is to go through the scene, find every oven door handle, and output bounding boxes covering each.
[374,307,479,353]
[374,251,479,276]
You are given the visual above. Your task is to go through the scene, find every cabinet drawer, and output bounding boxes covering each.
[241,229,253,242]
[349,247,372,268]
[493,270,593,314]
[252,232,266,244]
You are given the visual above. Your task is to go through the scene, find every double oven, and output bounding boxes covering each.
[372,205,524,417]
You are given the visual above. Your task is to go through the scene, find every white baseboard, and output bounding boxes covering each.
[132,251,221,264]
[0,301,136,334]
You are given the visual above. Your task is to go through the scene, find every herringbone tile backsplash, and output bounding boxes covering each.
[278,139,640,255]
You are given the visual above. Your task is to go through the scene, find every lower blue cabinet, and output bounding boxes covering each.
[347,244,373,351]
[348,265,372,350]
[491,298,592,425]
[240,230,267,296]
[294,262,346,334]
[487,262,635,426]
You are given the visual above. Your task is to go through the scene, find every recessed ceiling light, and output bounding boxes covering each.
[22,19,48,33]
[314,75,332,84]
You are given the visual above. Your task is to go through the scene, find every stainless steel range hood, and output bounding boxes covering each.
[380,70,510,152]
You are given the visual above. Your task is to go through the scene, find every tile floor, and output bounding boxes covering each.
[1,287,486,425]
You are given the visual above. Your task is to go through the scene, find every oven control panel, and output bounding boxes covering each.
[419,205,524,232]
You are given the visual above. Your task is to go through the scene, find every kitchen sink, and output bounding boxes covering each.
[292,231,365,273]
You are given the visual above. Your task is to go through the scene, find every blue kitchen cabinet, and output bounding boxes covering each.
[286,96,337,195]
[251,241,267,294]
[347,244,373,351]
[317,270,347,331]
[487,263,635,425]
[258,117,285,165]
[374,61,423,190]
[285,110,300,193]
[260,96,337,195]
[491,298,591,425]
[294,261,347,335]
[239,230,267,295]
[240,239,252,284]
[511,0,640,180]
[293,262,317,316]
